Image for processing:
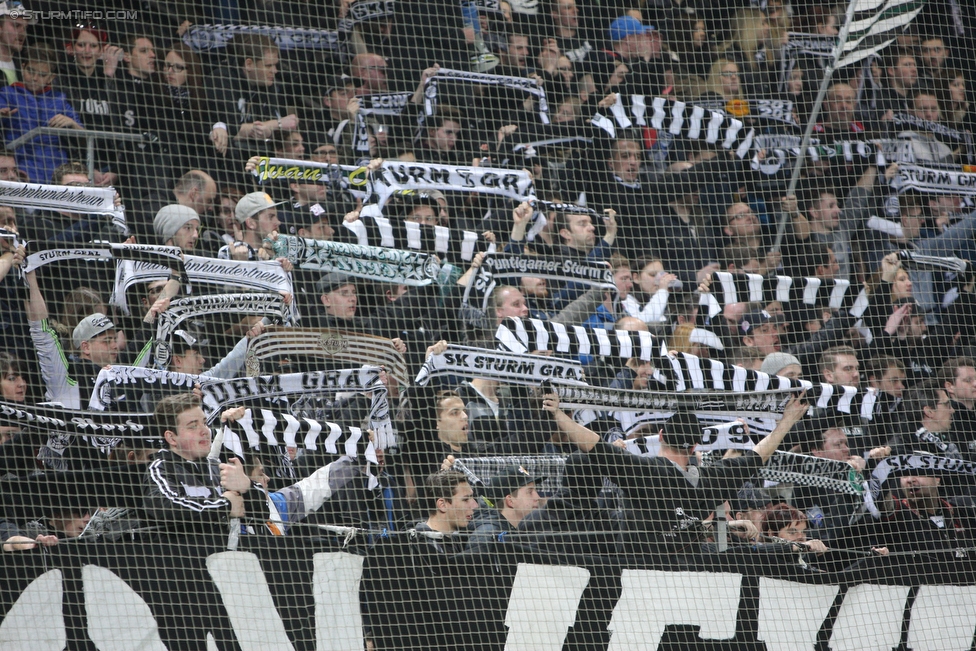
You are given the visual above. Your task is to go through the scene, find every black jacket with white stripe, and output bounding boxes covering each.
[143,449,238,532]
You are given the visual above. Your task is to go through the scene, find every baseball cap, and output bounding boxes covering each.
[171,329,209,356]
[235,192,288,224]
[609,16,654,42]
[760,352,801,377]
[317,271,356,295]
[662,409,702,450]
[730,485,773,515]
[72,313,116,350]
[484,465,538,505]
[323,73,354,95]
[739,309,775,336]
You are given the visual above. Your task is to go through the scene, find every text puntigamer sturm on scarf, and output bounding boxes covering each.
[463,252,615,314]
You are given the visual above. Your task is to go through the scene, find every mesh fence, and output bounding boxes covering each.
[1,0,976,649]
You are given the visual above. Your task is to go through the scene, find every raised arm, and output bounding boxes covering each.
[542,392,600,452]
[24,269,48,322]
[752,393,807,463]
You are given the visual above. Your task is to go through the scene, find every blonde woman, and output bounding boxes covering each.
[717,8,778,98]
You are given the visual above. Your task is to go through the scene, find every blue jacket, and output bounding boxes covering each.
[0,83,83,183]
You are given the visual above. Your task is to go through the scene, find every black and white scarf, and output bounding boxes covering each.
[591,95,755,160]
[246,326,410,388]
[494,317,878,419]
[692,97,799,127]
[337,0,395,33]
[250,157,370,200]
[356,92,413,116]
[352,92,419,154]
[511,136,593,159]
[414,345,586,386]
[154,293,290,367]
[759,451,865,495]
[342,215,487,264]
[462,252,614,314]
[24,243,184,275]
[778,32,835,91]
[892,163,976,196]
[424,67,550,124]
[267,233,442,286]
[870,453,976,498]
[111,255,294,316]
[88,366,396,450]
[496,316,660,360]
[0,399,154,442]
[181,24,342,51]
[877,137,918,164]
[218,411,376,462]
[0,180,126,232]
[363,160,534,210]
[892,112,974,162]
[203,367,396,451]
[709,272,866,312]
[468,0,503,12]
[752,139,884,177]
[89,366,203,411]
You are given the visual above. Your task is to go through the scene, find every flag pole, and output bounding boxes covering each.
[771,0,860,252]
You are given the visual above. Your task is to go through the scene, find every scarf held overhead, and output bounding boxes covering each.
[154,293,290,367]
[424,68,549,124]
[111,255,293,316]
[267,233,442,285]
[463,252,614,313]
[892,163,976,195]
[414,345,586,387]
[181,24,341,51]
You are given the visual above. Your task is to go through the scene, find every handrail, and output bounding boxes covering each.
[5,127,147,184]
[5,126,145,151]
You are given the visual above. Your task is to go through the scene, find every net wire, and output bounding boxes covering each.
[1,0,976,649]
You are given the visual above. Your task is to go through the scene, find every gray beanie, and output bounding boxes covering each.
[153,205,200,244]
[760,352,801,377]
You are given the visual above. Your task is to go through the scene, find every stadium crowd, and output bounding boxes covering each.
[0,0,975,648]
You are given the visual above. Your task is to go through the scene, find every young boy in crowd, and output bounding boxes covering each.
[0,41,84,183]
